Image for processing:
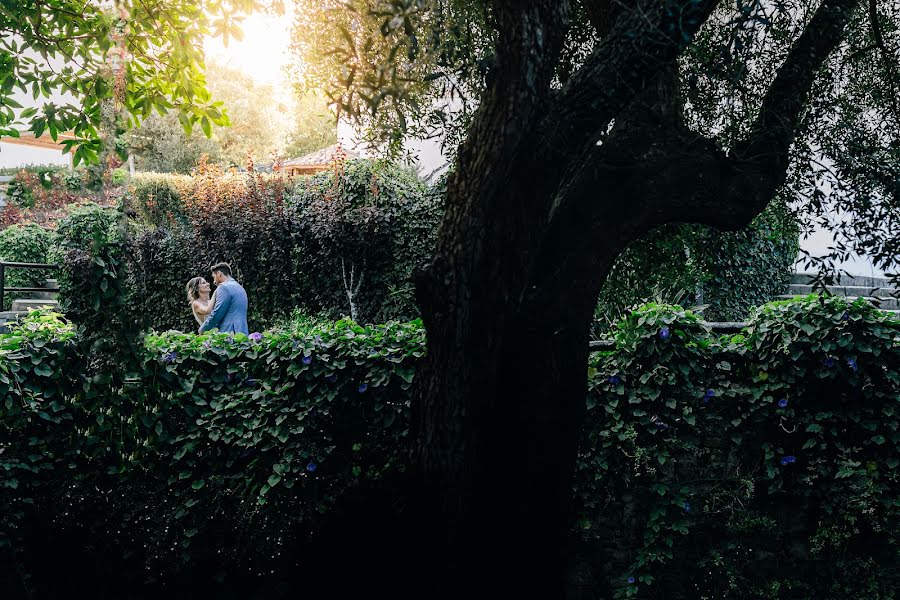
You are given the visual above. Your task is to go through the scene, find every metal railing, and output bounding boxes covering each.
[0,261,59,309]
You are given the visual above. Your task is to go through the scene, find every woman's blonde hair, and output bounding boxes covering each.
[186,277,204,304]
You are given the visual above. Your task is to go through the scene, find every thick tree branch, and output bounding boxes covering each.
[418,1,572,312]
[581,0,615,35]
[541,0,720,158]
[528,0,863,324]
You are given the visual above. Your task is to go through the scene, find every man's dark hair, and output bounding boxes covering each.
[210,262,232,277]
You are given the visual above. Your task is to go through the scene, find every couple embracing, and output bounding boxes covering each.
[185,262,249,335]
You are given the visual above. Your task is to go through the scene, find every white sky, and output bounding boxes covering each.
[203,7,293,86]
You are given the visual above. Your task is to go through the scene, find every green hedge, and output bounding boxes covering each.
[0,312,423,596]
[597,200,800,326]
[2,296,899,598]
[578,296,900,598]
[86,160,441,333]
[0,224,57,310]
[127,172,191,227]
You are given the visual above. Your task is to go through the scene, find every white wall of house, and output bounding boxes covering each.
[797,227,886,278]
[0,142,71,169]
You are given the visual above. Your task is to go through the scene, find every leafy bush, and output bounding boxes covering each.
[289,159,440,322]
[0,224,57,309]
[576,296,900,598]
[127,172,192,227]
[125,162,297,331]
[5,298,898,596]
[0,312,423,596]
[0,167,121,229]
[116,159,438,332]
[50,203,134,377]
[597,200,800,327]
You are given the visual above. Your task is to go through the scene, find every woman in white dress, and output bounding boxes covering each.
[186,276,217,326]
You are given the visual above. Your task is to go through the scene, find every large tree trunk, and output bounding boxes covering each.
[320,0,861,597]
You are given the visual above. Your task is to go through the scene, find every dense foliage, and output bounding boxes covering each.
[0,224,57,310]
[113,160,437,332]
[0,167,124,229]
[598,200,800,326]
[0,1,274,164]
[292,0,900,280]
[578,296,900,598]
[289,159,440,322]
[0,312,423,597]
[2,295,898,597]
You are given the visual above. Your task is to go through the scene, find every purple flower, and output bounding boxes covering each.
[249,332,262,342]
[202,341,211,350]
[780,455,797,466]
[847,358,858,371]
[778,398,788,408]
[654,420,668,430]
[841,311,850,321]
[823,357,835,369]
[162,351,178,364]
[325,373,337,383]
[306,461,317,472]
[608,375,622,385]
[702,389,715,404]
[302,355,312,365]
[627,576,635,584]
[659,327,671,340]
[683,502,692,513]
[224,373,233,383]
[358,383,368,393]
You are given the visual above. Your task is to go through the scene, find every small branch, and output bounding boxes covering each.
[868,0,900,119]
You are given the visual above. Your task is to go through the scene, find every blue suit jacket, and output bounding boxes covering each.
[199,279,249,334]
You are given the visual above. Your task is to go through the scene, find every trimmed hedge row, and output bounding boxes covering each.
[2,295,900,598]
[578,296,900,598]
[1,314,423,597]
[116,160,439,331]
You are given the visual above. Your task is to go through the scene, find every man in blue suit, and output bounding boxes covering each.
[199,262,249,335]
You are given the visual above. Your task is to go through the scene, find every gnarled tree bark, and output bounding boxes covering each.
[404,0,863,596]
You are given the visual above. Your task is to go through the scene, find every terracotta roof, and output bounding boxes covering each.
[279,144,360,168]
[1,131,77,150]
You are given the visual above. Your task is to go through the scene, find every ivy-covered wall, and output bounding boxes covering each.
[2,294,898,598]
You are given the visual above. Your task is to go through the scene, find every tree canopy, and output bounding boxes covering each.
[292,1,900,593]
[0,0,275,165]
[292,0,900,278]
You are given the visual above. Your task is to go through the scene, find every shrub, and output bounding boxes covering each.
[289,159,440,322]
[0,224,57,309]
[2,297,899,598]
[50,203,134,377]
[576,296,900,598]
[0,167,121,229]
[116,159,438,332]
[127,172,192,227]
[0,312,423,595]
[596,200,800,327]
[125,162,297,331]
